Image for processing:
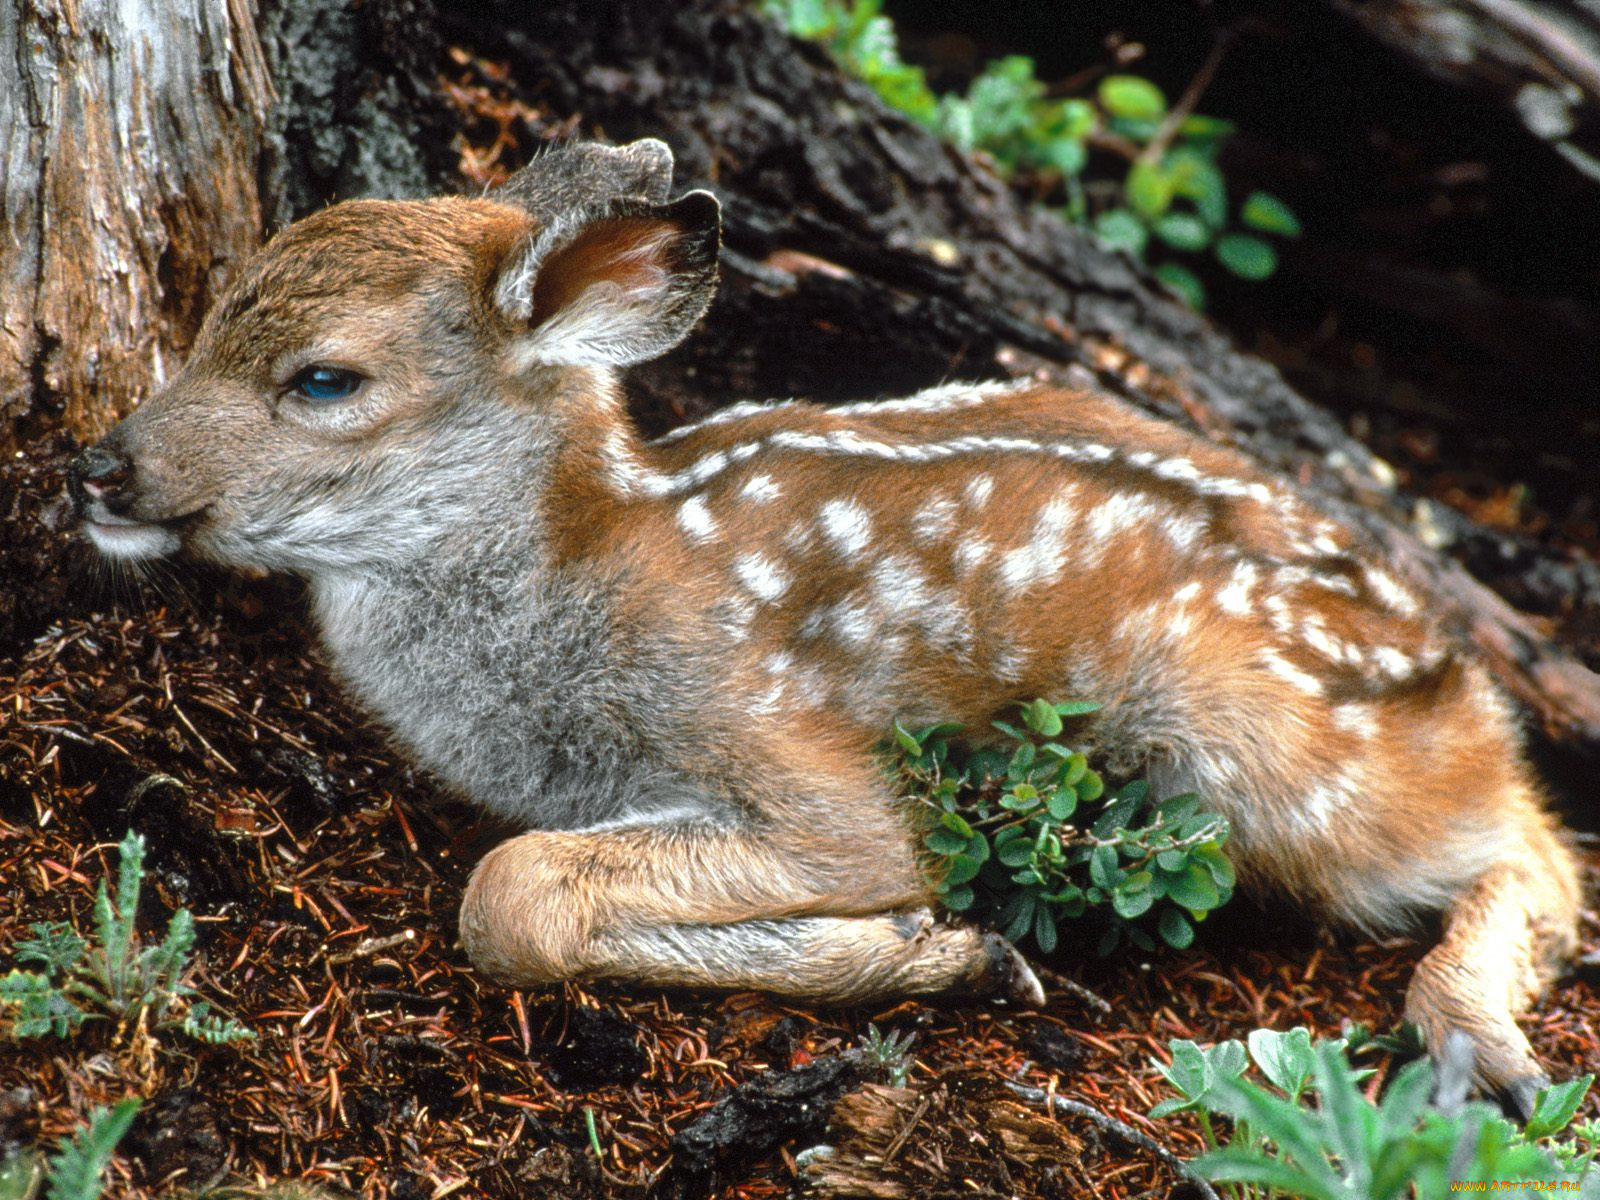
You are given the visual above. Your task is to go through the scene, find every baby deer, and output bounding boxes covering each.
[69,138,1577,1111]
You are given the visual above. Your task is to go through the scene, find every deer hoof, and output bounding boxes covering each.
[983,933,1046,1007]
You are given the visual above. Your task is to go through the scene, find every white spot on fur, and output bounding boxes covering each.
[1164,514,1206,552]
[677,495,718,542]
[964,473,994,509]
[1365,567,1420,617]
[1261,650,1323,696]
[999,490,1078,591]
[953,539,992,575]
[781,520,814,553]
[733,553,789,603]
[1216,561,1257,616]
[993,642,1029,683]
[1373,646,1414,679]
[869,555,932,611]
[1173,580,1202,605]
[710,595,756,639]
[1087,493,1156,543]
[912,493,959,544]
[826,598,878,648]
[1302,771,1360,833]
[1332,703,1380,739]
[819,499,873,559]
[741,473,781,504]
[830,379,1026,418]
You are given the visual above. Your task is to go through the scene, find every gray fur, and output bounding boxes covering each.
[496,138,675,218]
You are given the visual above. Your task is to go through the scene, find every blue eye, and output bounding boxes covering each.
[290,365,363,404]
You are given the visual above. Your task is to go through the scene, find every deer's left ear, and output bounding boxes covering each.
[493,191,720,369]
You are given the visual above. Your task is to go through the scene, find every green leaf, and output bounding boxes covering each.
[1165,863,1220,911]
[1099,75,1167,121]
[1125,160,1173,219]
[1246,1027,1315,1099]
[1094,208,1147,256]
[1089,844,1121,890]
[1216,234,1278,281]
[1045,790,1078,821]
[941,884,974,912]
[1167,150,1227,228]
[943,853,982,887]
[1240,190,1302,237]
[1193,1147,1343,1200]
[1003,893,1037,943]
[1157,907,1194,948]
[46,1098,142,1200]
[1076,770,1104,802]
[1112,886,1154,920]
[1155,848,1190,873]
[1193,843,1236,891]
[998,838,1036,869]
[1525,1074,1593,1139]
[1154,1039,1212,1101]
[1052,700,1101,718]
[1007,741,1037,779]
[925,828,969,856]
[14,922,86,976]
[939,810,974,839]
[1033,905,1058,954]
[1177,113,1235,140]
[1041,137,1087,177]
[892,720,924,756]
[1020,698,1062,737]
[1153,212,1211,252]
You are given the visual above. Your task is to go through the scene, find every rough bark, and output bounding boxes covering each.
[0,0,272,448]
[1330,0,1600,182]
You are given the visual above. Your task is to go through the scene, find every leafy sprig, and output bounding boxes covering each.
[1151,1028,1596,1197]
[893,698,1235,955]
[1,831,252,1046]
[762,0,1301,308]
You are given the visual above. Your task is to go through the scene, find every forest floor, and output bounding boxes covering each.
[2,443,1598,1200]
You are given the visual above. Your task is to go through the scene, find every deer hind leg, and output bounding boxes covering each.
[458,823,1044,1006]
[1403,804,1580,1116]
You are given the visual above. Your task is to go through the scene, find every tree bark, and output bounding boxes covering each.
[1329,0,1600,183]
[0,0,272,449]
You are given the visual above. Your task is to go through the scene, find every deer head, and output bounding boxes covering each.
[68,139,719,576]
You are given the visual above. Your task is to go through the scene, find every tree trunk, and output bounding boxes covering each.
[0,0,272,449]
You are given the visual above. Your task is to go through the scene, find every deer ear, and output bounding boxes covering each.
[493,191,720,369]
[497,137,676,215]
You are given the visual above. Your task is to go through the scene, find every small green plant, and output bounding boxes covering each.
[894,698,1234,955]
[0,831,252,1046]
[0,1098,142,1200]
[760,0,1301,308]
[859,1023,917,1087]
[1150,1027,1596,1197]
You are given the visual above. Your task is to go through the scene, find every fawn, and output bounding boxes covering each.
[69,137,1578,1112]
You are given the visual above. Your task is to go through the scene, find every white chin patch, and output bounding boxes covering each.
[85,520,181,561]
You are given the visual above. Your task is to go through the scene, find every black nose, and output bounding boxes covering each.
[68,444,134,510]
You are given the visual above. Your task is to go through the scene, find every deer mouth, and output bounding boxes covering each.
[82,505,207,561]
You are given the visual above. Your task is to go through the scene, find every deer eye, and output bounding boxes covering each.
[288,365,364,404]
